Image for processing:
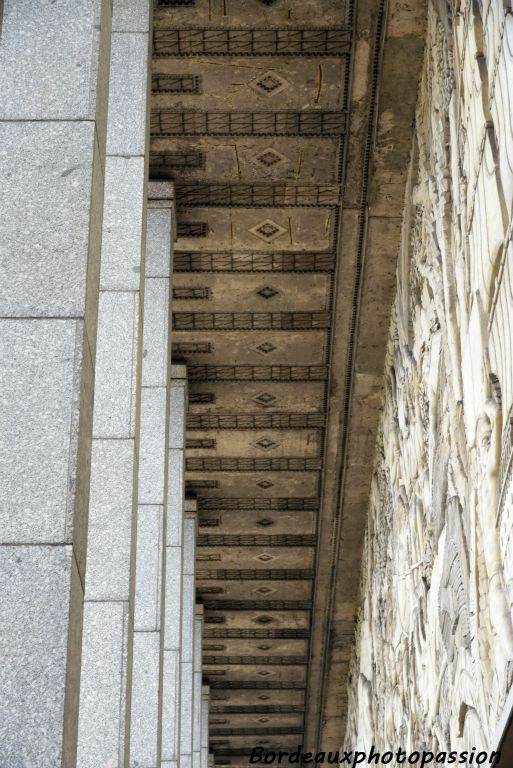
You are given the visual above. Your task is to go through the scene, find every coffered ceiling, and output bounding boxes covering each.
[150,0,426,760]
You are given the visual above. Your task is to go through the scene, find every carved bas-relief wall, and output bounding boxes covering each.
[345,0,513,754]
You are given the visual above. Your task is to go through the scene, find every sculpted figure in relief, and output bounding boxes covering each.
[345,0,513,755]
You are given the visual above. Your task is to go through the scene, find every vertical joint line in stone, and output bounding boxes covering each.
[193,605,205,768]
[180,501,198,768]
[200,683,210,768]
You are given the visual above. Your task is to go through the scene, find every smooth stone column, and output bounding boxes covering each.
[130,186,175,767]
[162,361,187,768]
[76,3,152,767]
[193,606,205,768]
[0,3,111,766]
[200,686,210,768]
[180,501,199,768]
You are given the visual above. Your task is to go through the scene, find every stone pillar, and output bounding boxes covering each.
[0,3,112,766]
[76,4,152,767]
[201,686,210,768]
[193,606,205,768]
[161,363,188,768]
[130,185,176,767]
[180,502,199,768]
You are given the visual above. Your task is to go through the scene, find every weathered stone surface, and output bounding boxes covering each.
[100,156,146,291]
[93,291,139,439]
[346,0,513,753]
[0,320,81,543]
[86,439,135,600]
[0,546,72,767]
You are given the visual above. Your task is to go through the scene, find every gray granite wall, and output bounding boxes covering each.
[0,2,112,765]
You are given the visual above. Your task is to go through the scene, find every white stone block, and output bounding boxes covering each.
[0,319,81,542]
[100,156,146,291]
[162,649,181,761]
[94,291,139,438]
[183,515,198,577]
[169,382,187,449]
[139,387,167,504]
[0,545,72,767]
[167,450,185,547]
[0,122,99,317]
[0,0,110,122]
[164,546,183,650]
[192,673,202,762]
[113,0,151,32]
[77,601,126,768]
[181,574,196,665]
[130,632,160,768]
[86,439,135,600]
[180,661,194,757]
[135,505,164,631]
[106,32,149,156]
[142,278,170,387]
[146,208,173,278]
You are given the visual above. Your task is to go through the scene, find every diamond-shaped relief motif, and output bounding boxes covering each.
[258,644,272,651]
[258,670,274,677]
[255,586,275,595]
[256,479,274,489]
[253,436,279,451]
[258,695,270,701]
[255,341,277,355]
[257,75,281,92]
[250,71,290,98]
[258,151,282,167]
[255,615,273,624]
[258,717,271,723]
[255,553,275,562]
[256,518,274,527]
[249,219,287,243]
[254,148,288,169]
[257,286,279,300]
[253,391,276,406]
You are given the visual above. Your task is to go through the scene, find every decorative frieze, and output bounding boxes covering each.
[346,0,513,754]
